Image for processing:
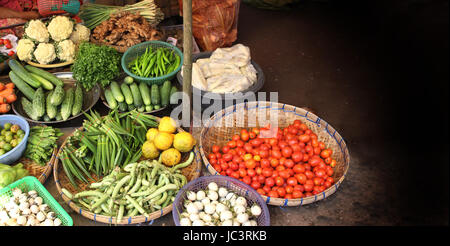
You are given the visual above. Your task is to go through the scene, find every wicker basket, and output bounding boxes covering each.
[20,147,57,184]
[199,101,350,206]
[53,117,203,225]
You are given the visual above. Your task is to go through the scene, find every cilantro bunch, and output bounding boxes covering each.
[71,42,121,90]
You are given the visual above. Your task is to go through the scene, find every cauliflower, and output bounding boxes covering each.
[33,43,56,64]
[70,24,90,45]
[16,39,35,62]
[56,40,76,62]
[24,20,49,43]
[47,16,74,42]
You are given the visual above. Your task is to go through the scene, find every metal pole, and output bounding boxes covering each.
[182,0,193,126]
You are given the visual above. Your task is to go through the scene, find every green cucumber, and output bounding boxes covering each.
[130,83,143,107]
[46,91,57,119]
[145,105,153,112]
[120,83,133,105]
[151,84,160,106]
[169,85,179,104]
[21,97,38,120]
[28,73,54,90]
[43,115,51,122]
[72,84,83,116]
[110,81,124,103]
[24,65,64,87]
[137,106,145,113]
[104,88,117,109]
[124,76,134,85]
[61,87,74,120]
[32,87,45,118]
[8,59,41,88]
[56,111,62,121]
[127,104,135,111]
[50,85,65,106]
[118,101,128,112]
[160,81,171,107]
[153,105,161,110]
[139,82,151,106]
[9,71,35,101]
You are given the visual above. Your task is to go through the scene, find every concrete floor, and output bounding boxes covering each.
[7,1,448,226]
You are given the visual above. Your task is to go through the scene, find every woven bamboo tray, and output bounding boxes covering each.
[53,117,203,225]
[199,101,350,206]
[20,147,57,184]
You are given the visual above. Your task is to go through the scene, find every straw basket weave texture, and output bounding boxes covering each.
[200,101,350,206]
[21,147,57,184]
[52,117,203,225]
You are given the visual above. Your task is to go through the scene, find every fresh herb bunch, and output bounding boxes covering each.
[71,42,121,90]
[24,126,64,166]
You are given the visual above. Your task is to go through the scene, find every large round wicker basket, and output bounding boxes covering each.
[21,147,57,184]
[53,117,203,225]
[200,101,350,206]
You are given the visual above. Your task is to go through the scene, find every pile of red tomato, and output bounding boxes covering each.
[0,38,15,56]
[207,119,337,199]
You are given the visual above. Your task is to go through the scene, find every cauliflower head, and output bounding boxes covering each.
[70,24,90,44]
[56,40,76,62]
[47,16,74,42]
[33,43,56,64]
[16,39,35,62]
[24,20,49,43]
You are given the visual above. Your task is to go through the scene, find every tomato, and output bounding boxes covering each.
[293,120,302,128]
[268,191,279,198]
[288,126,299,135]
[326,168,334,176]
[304,183,314,192]
[315,169,326,178]
[281,146,293,158]
[294,184,304,192]
[276,165,285,172]
[270,158,279,167]
[318,141,326,149]
[222,146,230,153]
[269,138,278,147]
[243,143,253,153]
[271,149,282,159]
[286,177,298,186]
[259,149,269,158]
[215,153,222,159]
[295,173,307,184]
[313,186,321,194]
[250,138,263,147]
[239,168,247,178]
[214,165,222,172]
[278,141,289,149]
[313,177,324,186]
[232,134,240,141]
[330,159,337,167]
[276,187,286,197]
[305,170,315,179]
[313,147,321,155]
[298,123,308,131]
[227,141,236,149]
[271,170,279,178]
[257,175,266,184]
[243,153,252,161]
[260,158,270,168]
[287,138,299,146]
[256,188,266,196]
[251,181,261,189]
[299,134,310,143]
[212,145,220,153]
[292,190,303,199]
[234,140,244,148]
[285,185,294,194]
[284,159,295,168]
[220,171,226,176]
[291,151,302,163]
[230,162,239,171]
[251,128,260,135]
[326,177,334,184]
[249,132,256,139]
[222,153,232,162]
[209,158,217,165]
[242,176,252,185]
[303,163,311,171]
[303,154,309,162]
[324,181,332,188]
[275,177,285,186]
[245,159,257,169]
[279,170,290,179]
[208,153,216,160]
[291,144,302,152]
[293,164,305,174]
[305,145,313,154]
[226,169,233,176]
[309,156,321,167]
[220,162,229,170]
[247,168,256,177]
[305,192,313,197]
[321,149,331,159]
[263,185,271,193]
[265,177,275,187]
[261,168,273,177]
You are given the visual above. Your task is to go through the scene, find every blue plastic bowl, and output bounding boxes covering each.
[0,114,30,165]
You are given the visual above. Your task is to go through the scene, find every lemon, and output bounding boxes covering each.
[160,148,181,166]
[173,132,196,152]
[153,132,174,150]
[158,117,177,134]
[146,128,159,142]
[142,141,160,159]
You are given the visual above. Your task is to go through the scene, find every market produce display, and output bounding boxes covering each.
[178,181,262,226]
[104,78,178,112]
[71,42,121,90]
[16,16,90,65]
[80,0,164,30]
[0,187,62,226]
[206,119,338,199]
[0,123,25,156]
[128,46,181,78]
[0,163,28,189]
[24,126,63,166]
[185,44,258,93]
[91,12,162,50]
[0,82,17,114]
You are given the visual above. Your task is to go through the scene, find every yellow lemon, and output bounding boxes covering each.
[158,117,177,133]
[142,141,160,159]
[153,132,174,150]
[146,128,159,142]
[160,148,182,166]
[173,132,196,152]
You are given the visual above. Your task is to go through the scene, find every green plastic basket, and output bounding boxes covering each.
[0,176,73,226]
[121,41,183,86]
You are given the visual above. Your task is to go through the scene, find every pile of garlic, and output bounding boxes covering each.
[0,188,62,226]
[179,182,262,226]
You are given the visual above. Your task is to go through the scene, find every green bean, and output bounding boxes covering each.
[129,185,157,197]
[91,194,109,210]
[170,151,194,172]
[117,205,125,223]
[143,184,178,202]
[74,190,105,198]
[112,175,131,199]
[125,195,147,216]
[153,192,168,205]
[60,153,78,188]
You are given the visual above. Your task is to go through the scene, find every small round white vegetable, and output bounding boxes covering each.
[6,218,18,226]
[242,221,253,226]
[251,204,262,216]
[212,212,220,219]
[236,213,249,224]
[202,214,212,223]
[232,219,241,226]
[198,211,206,220]
[215,203,228,214]
[233,205,246,214]
[28,190,38,198]
[225,192,236,201]
[250,220,258,226]
[207,191,219,201]
[221,220,233,226]
[30,205,39,214]
[192,220,205,226]
[180,212,190,218]
[186,191,197,201]
[189,213,200,222]
[218,187,228,198]
[21,208,31,215]
[186,203,199,214]
[12,188,22,198]
[201,197,211,205]
[180,217,192,226]
[220,210,233,222]
[207,182,219,192]
[19,202,29,211]
[204,203,216,215]
[39,204,49,212]
[53,218,62,226]
[17,216,27,225]
[28,198,35,205]
[235,196,247,207]
[47,212,56,219]
[42,219,54,226]
[36,212,46,222]
[196,190,206,200]
[35,197,43,206]
[193,201,204,211]
[26,216,37,226]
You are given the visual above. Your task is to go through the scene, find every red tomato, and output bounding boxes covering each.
[299,123,308,131]
[315,169,326,178]
[304,163,311,171]
[268,191,279,198]
[269,138,278,147]
[247,168,256,177]
[299,134,310,143]
[215,153,222,159]
[230,162,239,171]
[270,158,279,167]
[309,156,321,167]
[222,153,233,162]
[208,153,216,159]
[226,169,233,176]
[227,141,237,149]
[232,134,240,141]
[275,165,285,172]
[263,185,271,193]
[214,165,222,172]
[257,175,266,184]
[256,188,265,195]
[249,132,256,139]
[255,167,262,175]
[209,158,217,165]
[262,168,273,177]
[292,190,303,199]
[212,145,220,153]
[291,144,301,152]
[304,183,314,192]
[243,143,253,153]
[318,142,326,149]
[324,157,332,165]
[288,126,299,135]
[295,173,307,184]
[5,43,12,49]
[275,177,285,186]
[271,170,279,178]
[285,185,294,194]
[305,192,313,197]
[293,120,302,128]
[330,159,337,167]
[261,158,270,168]
[313,147,321,155]
[251,181,261,189]
[271,149,282,159]
[326,168,334,177]
[281,146,293,158]
[250,138,263,147]
[313,177,324,186]
[242,176,252,185]
[239,168,247,178]
[284,159,295,168]
[294,184,305,192]
[259,149,269,158]
[286,177,298,186]
[8,50,15,56]
[324,181,332,188]
[305,170,315,179]
[326,177,334,184]
[235,140,244,148]
[303,154,310,162]
[277,187,286,197]
[293,164,306,174]
[279,170,290,179]
[305,145,313,154]
[221,162,229,170]
[222,146,230,153]
[245,159,257,169]
[321,149,332,158]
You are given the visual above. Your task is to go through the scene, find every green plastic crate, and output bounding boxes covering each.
[0,176,73,226]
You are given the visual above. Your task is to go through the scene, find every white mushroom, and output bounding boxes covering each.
[35,197,44,206]
[39,204,49,212]
[46,212,56,220]
[30,205,39,214]
[36,212,46,222]
[53,218,62,226]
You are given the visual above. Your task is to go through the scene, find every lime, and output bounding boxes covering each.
[3,123,11,131]
[3,143,12,152]
[5,135,12,142]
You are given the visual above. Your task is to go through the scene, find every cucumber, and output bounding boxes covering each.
[104,88,117,109]
[72,84,83,116]
[145,105,153,112]
[153,105,161,110]
[50,85,65,106]
[110,81,124,103]
[28,73,54,90]
[151,84,160,106]
[127,104,135,111]
[56,111,62,121]
[124,76,134,85]
[21,97,38,120]
[160,81,171,107]
[9,71,35,100]
[24,65,64,87]
[118,101,128,112]
[137,106,145,113]
[46,91,57,119]
[32,87,45,118]
[61,87,74,120]
[43,115,51,122]
[139,82,151,106]
[8,59,41,88]
[169,85,179,105]
[120,83,133,105]
[130,83,143,107]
